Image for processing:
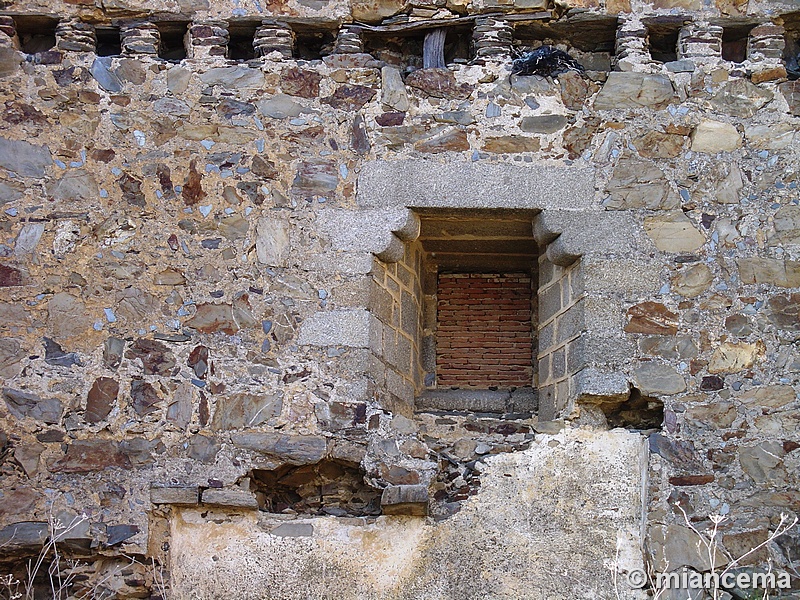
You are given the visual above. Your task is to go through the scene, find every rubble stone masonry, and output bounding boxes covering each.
[0,0,799,596]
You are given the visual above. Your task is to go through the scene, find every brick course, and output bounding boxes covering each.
[436,273,533,388]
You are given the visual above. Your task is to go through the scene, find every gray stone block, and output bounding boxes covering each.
[538,320,555,354]
[201,489,259,510]
[231,432,327,465]
[538,354,551,385]
[357,160,595,211]
[538,384,556,421]
[0,522,48,553]
[269,522,314,537]
[510,387,538,413]
[572,367,629,406]
[632,363,686,395]
[297,309,371,348]
[150,485,200,505]
[551,347,566,380]
[539,281,563,321]
[555,300,584,346]
[593,72,675,110]
[417,389,507,413]
[381,485,429,516]
[317,208,419,263]
[580,257,663,295]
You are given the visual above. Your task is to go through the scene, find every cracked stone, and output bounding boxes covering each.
[85,377,119,423]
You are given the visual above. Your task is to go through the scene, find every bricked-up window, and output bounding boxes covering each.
[437,273,533,388]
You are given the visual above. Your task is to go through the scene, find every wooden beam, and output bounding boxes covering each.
[423,27,446,68]
[351,11,551,34]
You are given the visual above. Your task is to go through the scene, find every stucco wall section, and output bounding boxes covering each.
[170,428,648,600]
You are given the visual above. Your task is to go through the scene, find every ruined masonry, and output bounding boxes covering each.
[0,0,799,596]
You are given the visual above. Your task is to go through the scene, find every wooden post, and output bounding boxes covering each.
[423,27,446,69]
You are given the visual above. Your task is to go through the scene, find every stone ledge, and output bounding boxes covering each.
[415,387,537,414]
[317,207,420,263]
[201,488,259,510]
[150,485,200,506]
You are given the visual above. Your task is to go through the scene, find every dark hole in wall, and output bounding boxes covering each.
[514,14,617,53]
[156,21,189,61]
[293,27,335,60]
[444,26,472,64]
[228,21,258,60]
[513,18,615,74]
[96,26,122,56]
[363,27,471,69]
[604,387,664,430]
[14,15,58,54]
[646,20,682,63]
[364,32,424,71]
[249,460,382,516]
[722,23,756,63]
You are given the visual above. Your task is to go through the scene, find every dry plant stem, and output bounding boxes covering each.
[12,512,88,600]
[674,504,798,600]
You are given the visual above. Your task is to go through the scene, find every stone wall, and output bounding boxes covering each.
[0,0,799,596]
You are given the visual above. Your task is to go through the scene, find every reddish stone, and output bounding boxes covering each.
[125,338,176,376]
[559,71,592,111]
[188,345,209,379]
[281,67,322,98]
[323,85,376,111]
[199,391,209,427]
[563,121,599,159]
[0,488,41,520]
[751,66,786,85]
[406,68,474,100]
[784,441,800,453]
[118,172,145,208]
[251,155,278,179]
[376,112,405,126]
[669,474,715,486]
[380,464,420,485]
[89,148,115,162]
[130,379,161,416]
[51,440,131,473]
[182,159,205,206]
[85,377,119,423]
[778,81,800,117]
[351,114,370,155]
[767,293,800,332]
[625,302,679,335]
[0,264,23,287]
[699,375,724,391]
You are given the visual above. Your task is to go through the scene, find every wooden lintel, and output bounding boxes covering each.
[352,10,551,34]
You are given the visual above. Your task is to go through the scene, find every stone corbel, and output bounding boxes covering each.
[533,209,656,265]
[533,210,659,419]
[317,207,420,263]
